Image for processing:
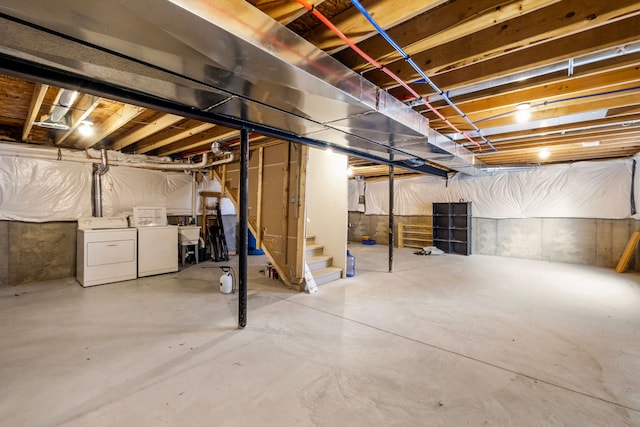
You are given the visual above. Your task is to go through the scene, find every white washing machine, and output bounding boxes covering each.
[76,217,137,287]
[132,207,178,277]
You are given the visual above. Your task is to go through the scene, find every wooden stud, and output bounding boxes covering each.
[616,231,640,273]
[256,147,264,249]
[281,142,291,261]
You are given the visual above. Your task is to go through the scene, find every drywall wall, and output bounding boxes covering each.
[348,212,640,270]
[306,148,348,274]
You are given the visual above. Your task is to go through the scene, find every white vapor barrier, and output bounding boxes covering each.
[361,159,633,219]
[633,154,640,220]
[0,154,236,222]
[348,179,359,211]
[102,167,193,216]
[103,168,236,217]
[0,156,92,221]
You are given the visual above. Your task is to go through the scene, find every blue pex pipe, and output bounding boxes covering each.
[350,0,496,151]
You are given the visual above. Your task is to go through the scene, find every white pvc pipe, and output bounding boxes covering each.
[0,142,234,170]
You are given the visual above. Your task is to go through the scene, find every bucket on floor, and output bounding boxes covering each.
[346,250,355,277]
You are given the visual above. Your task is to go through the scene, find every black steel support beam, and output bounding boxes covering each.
[0,53,448,178]
[389,151,394,273]
[238,128,249,328]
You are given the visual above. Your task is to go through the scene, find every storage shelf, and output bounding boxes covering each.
[432,202,472,256]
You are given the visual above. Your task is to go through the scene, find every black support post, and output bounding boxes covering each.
[238,128,249,328]
[389,151,394,273]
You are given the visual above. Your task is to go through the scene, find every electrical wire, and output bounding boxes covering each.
[348,0,495,151]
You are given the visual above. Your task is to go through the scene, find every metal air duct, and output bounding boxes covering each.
[0,0,482,176]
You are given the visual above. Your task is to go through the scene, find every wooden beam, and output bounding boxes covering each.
[337,0,558,72]
[22,83,48,141]
[366,0,640,89]
[428,91,640,132]
[252,0,326,25]
[428,14,640,91]
[134,122,215,154]
[156,129,238,157]
[83,103,146,149]
[616,231,640,273]
[110,113,183,151]
[281,143,291,261]
[55,94,102,145]
[295,145,309,283]
[477,127,640,152]
[425,65,640,119]
[256,147,264,249]
[304,0,447,54]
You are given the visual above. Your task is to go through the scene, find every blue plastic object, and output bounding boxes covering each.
[248,230,264,255]
[346,250,355,277]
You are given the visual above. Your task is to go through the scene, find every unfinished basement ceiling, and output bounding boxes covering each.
[0,0,639,178]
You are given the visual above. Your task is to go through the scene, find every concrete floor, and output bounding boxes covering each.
[1,245,639,426]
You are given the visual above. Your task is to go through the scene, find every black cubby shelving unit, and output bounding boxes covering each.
[432,202,472,255]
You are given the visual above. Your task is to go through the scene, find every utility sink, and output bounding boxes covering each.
[178,225,201,244]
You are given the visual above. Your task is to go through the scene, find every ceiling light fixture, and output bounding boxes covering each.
[78,119,94,137]
[581,141,600,147]
[515,103,531,122]
[538,147,550,160]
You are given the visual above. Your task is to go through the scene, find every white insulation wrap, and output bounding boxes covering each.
[0,156,92,221]
[0,154,236,222]
[102,167,193,217]
[362,159,633,219]
[633,155,640,219]
[101,168,236,217]
[348,179,360,211]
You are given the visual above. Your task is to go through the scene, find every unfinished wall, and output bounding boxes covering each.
[5,221,76,285]
[348,213,640,270]
[223,142,306,286]
[473,217,637,268]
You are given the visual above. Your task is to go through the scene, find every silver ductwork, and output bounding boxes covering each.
[92,149,109,217]
[33,89,78,130]
[0,0,483,176]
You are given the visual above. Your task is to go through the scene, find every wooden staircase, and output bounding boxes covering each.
[305,235,342,286]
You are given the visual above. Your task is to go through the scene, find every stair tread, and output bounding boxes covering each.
[311,266,342,277]
[307,255,332,262]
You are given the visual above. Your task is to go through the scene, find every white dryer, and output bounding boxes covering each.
[132,207,178,277]
[76,217,137,287]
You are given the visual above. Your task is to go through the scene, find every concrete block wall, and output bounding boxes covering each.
[1,221,77,286]
[349,213,426,245]
[0,221,8,286]
[473,217,635,268]
[348,213,640,270]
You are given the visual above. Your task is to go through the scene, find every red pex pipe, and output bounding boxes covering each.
[294,0,481,150]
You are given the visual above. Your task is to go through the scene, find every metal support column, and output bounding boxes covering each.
[238,128,249,328]
[389,151,394,273]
